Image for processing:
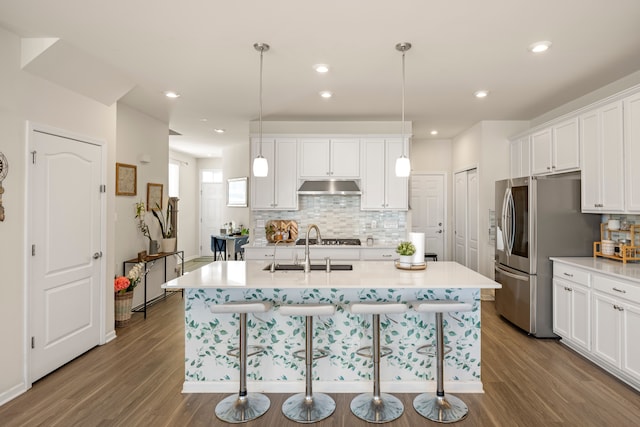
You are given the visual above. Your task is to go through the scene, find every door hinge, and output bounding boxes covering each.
[31,151,37,164]
[100,184,106,193]
[31,337,35,349]
[32,244,36,256]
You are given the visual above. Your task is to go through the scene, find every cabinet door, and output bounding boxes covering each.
[599,102,624,212]
[361,139,386,210]
[384,139,408,209]
[580,110,602,212]
[251,138,276,209]
[274,139,298,210]
[331,139,360,178]
[592,292,621,368]
[624,92,640,212]
[299,138,330,177]
[552,118,580,172]
[571,283,591,351]
[531,128,553,175]
[553,278,572,338]
[622,301,640,382]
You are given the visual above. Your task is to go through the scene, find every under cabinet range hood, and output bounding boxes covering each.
[297,180,362,195]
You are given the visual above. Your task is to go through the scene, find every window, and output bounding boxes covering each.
[168,161,180,197]
[202,169,223,184]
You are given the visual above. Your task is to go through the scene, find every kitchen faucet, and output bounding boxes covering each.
[270,240,281,273]
[304,224,322,273]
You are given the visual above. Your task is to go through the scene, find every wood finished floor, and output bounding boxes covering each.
[2,293,639,426]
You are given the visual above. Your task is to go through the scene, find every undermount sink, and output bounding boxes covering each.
[264,263,353,271]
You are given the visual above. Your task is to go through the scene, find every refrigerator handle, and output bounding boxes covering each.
[507,190,515,255]
[501,188,509,254]
[495,265,529,282]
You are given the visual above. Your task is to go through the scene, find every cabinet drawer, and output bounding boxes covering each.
[593,274,640,304]
[361,248,396,260]
[554,263,590,287]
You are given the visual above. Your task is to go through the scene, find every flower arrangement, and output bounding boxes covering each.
[135,201,152,242]
[396,241,416,256]
[152,202,173,238]
[114,261,146,294]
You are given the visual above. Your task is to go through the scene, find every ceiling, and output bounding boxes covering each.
[2,0,640,158]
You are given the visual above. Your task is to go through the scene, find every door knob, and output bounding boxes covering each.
[437,230,443,234]
[93,251,102,259]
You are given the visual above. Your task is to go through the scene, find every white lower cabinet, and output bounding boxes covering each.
[552,260,640,391]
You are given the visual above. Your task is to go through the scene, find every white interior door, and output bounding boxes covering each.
[200,169,223,257]
[411,174,445,260]
[454,168,479,271]
[467,169,479,272]
[30,128,102,382]
[454,171,467,265]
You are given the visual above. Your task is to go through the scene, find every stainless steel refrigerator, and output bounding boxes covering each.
[494,173,600,337]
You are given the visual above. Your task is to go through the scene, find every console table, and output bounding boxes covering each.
[123,250,184,318]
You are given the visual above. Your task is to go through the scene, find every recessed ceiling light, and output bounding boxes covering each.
[528,41,552,53]
[164,91,180,98]
[474,90,489,98]
[320,91,333,99]
[214,128,225,133]
[430,130,439,136]
[200,118,208,122]
[314,64,329,73]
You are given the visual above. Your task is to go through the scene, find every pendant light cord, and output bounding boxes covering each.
[401,49,406,157]
[258,47,264,157]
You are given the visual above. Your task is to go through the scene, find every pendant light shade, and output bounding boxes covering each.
[395,42,411,178]
[253,42,270,177]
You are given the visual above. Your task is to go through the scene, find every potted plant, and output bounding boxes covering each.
[114,261,146,327]
[152,202,175,252]
[396,241,416,267]
[135,201,158,255]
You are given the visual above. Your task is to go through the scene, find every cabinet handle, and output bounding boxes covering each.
[547,166,551,170]
[612,287,627,294]
[564,287,572,292]
[382,254,393,258]
[563,272,573,278]
[613,304,624,311]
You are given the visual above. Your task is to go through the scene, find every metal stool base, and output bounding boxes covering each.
[350,392,404,424]
[282,392,335,424]
[413,393,468,423]
[215,393,270,424]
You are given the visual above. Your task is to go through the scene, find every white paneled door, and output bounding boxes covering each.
[454,168,478,271]
[30,128,103,382]
[411,174,445,261]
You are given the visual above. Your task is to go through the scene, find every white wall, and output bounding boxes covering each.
[0,26,117,404]
[169,150,199,261]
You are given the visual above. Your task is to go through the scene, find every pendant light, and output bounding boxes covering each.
[395,42,411,178]
[252,42,270,177]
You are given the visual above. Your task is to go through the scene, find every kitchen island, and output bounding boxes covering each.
[164,260,500,394]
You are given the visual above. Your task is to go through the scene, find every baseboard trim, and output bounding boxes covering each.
[104,330,117,344]
[0,382,29,407]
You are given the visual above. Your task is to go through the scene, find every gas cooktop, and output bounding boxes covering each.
[295,238,362,246]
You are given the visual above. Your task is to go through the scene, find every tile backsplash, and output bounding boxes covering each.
[252,196,407,245]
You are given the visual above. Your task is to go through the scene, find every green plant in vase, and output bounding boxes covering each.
[396,241,416,267]
[152,202,175,252]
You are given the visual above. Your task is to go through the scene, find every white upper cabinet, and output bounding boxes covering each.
[624,92,640,213]
[510,136,530,178]
[531,118,580,175]
[361,138,408,210]
[299,138,360,178]
[580,101,624,213]
[251,138,298,210]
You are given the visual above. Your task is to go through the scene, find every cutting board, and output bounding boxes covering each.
[265,220,298,243]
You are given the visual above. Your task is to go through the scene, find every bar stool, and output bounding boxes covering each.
[211,236,226,261]
[425,253,438,262]
[348,302,408,424]
[279,303,336,423]
[411,300,472,423]
[233,236,249,260]
[209,301,272,423]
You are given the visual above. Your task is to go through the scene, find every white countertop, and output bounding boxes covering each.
[244,242,396,249]
[164,260,501,290]
[550,257,640,283]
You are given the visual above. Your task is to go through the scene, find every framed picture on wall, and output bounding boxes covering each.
[147,183,163,210]
[227,177,248,207]
[115,163,137,196]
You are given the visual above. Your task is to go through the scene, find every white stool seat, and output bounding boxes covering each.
[411,300,472,313]
[349,302,408,315]
[279,303,336,317]
[210,301,272,314]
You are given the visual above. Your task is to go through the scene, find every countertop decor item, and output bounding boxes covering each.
[396,240,416,267]
[593,223,640,263]
[394,260,427,270]
[265,219,298,243]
